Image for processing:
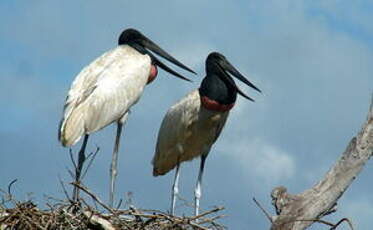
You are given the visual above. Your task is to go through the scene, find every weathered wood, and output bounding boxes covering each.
[270,95,373,230]
[84,211,116,230]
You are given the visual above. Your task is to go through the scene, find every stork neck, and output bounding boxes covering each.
[199,74,236,112]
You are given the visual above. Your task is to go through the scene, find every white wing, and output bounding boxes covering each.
[152,89,229,176]
[59,45,151,146]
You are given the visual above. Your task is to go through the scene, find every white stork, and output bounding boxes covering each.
[58,28,196,207]
[152,52,261,216]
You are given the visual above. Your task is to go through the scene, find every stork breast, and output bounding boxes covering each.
[200,96,235,112]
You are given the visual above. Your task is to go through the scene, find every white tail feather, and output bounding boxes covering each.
[59,106,86,147]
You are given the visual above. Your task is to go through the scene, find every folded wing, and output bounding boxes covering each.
[59,45,151,146]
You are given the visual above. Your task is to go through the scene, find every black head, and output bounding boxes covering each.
[118,29,144,48]
[205,52,226,73]
[118,28,196,82]
[200,52,261,103]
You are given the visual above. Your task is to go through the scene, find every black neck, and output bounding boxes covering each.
[199,73,237,105]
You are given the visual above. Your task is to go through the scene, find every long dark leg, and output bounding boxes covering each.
[73,134,89,202]
[109,122,123,208]
[194,154,207,216]
[170,163,181,215]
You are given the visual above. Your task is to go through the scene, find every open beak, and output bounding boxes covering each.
[219,59,261,101]
[140,35,196,82]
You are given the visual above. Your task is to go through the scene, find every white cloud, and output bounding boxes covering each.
[217,138,296,184]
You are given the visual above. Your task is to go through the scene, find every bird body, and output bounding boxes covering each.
[59,45,151,146]
[153,89,229,176]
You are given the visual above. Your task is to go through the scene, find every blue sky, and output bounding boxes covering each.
[0,1,372,229]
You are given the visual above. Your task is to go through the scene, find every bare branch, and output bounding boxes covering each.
[287,218,354,230]
[58,175,72,203]
[331,218,354,230]
[71,182,116,215]
[270,94,373,230]
[189,206,225,221]
[253,197,273,223]
[7,179,17,198]
[81,146,100,179]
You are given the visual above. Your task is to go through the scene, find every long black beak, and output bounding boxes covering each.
[222,60,261,93]
[141,36,196,82]
[147,52,191,82]
[219,59,261,101]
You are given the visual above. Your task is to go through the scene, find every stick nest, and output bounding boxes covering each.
[0,189,226,230]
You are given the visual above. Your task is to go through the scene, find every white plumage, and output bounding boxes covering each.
[58,28,195,208]
[59,45,150,146]
[153,89,229,176]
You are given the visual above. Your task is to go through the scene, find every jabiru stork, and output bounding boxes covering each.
[58,28,196,207]
[152,52,261,216]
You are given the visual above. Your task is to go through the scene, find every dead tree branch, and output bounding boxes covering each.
[270,94,373,230]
